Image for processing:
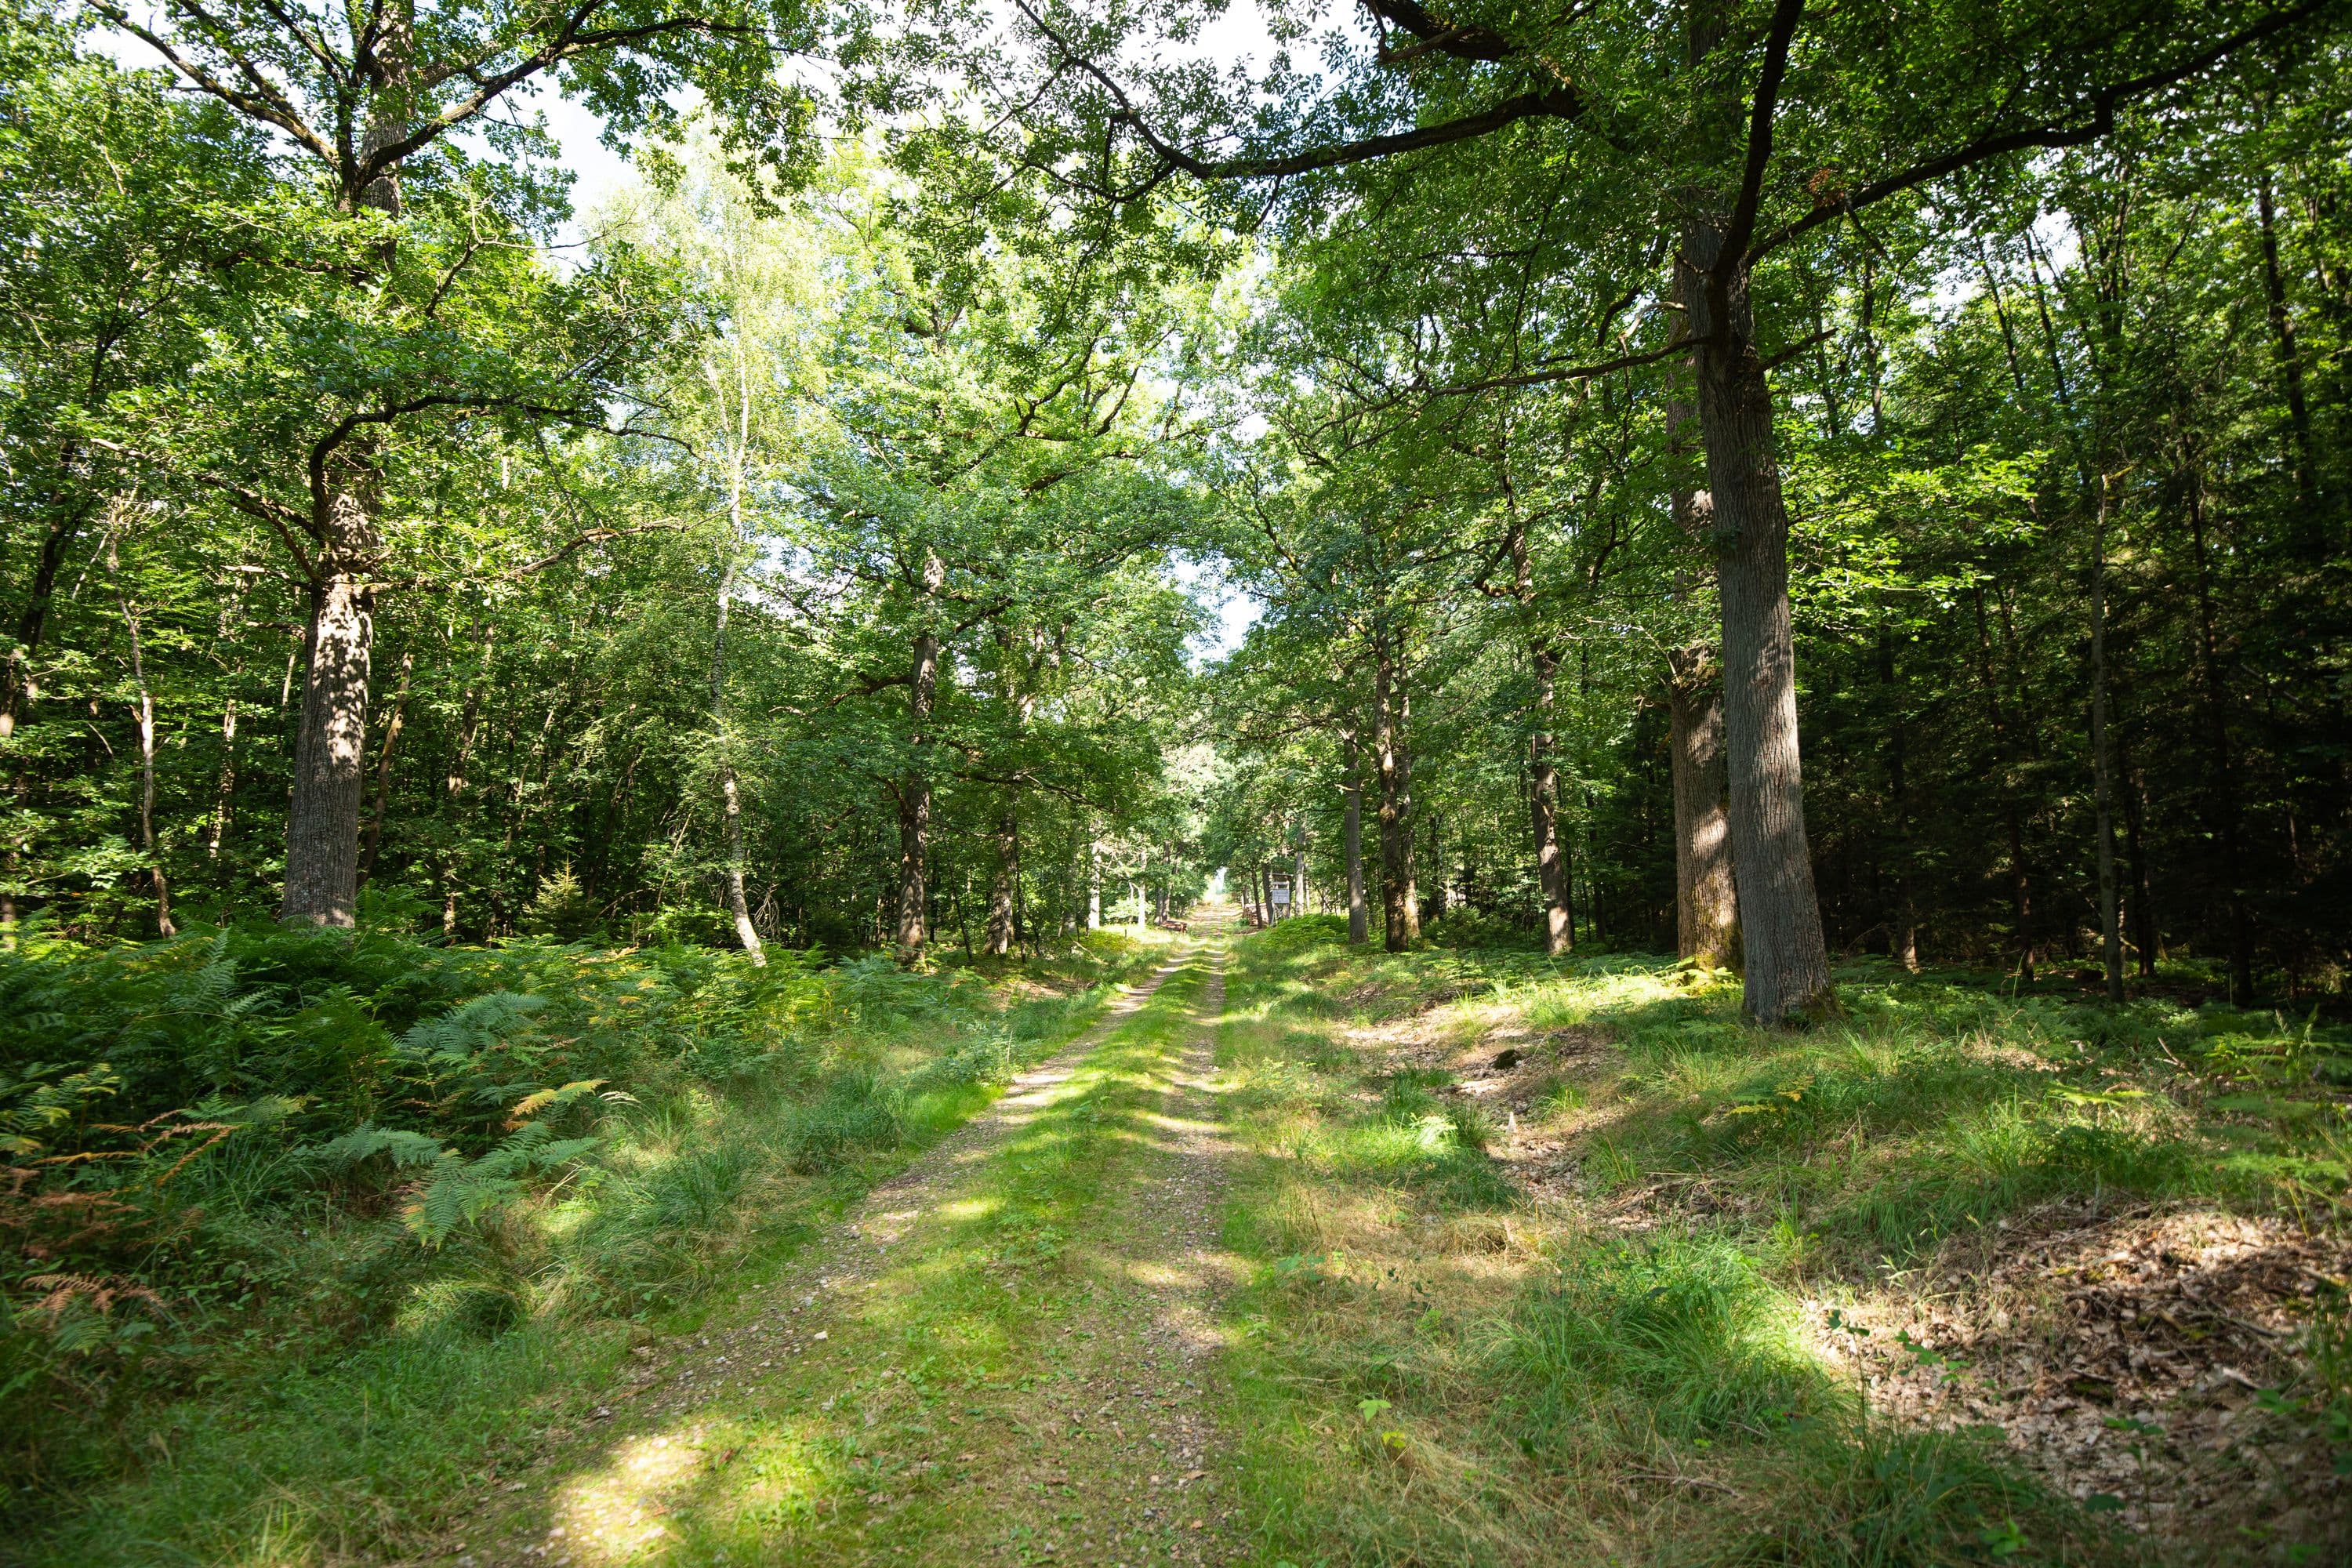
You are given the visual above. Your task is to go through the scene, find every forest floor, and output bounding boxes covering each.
[24,915,2347,1567]
[1207,922,2351,1567]
[424,925,1249,1568]
[415,913,2350,1568]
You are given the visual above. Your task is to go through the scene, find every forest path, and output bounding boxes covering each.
[434,918,1245,1568]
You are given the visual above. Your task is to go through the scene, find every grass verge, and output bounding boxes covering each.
[1210,917,2350,1566]
[5,929,1167,1567]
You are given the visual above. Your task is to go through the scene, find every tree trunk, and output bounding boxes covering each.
[1529,645,1573,955]
[895,621,940,956]
[1373,629,1417,951]
[2090,476,2125,1003]
[201,577,253,865]
[1678,227,1832,1022]
[439,622,492,937]
[2121,740,2158,978]
[358,650,413,887]
[1668,644,1737,968]
[1663,363,1734,969]
[208,695,239,862]
[281,484,376,927]
[2,499,93,742]
[2183,477,2254,1005]
[986,797,1018,956]
[711,562,764,966]
[2256,173,2323,549]
[111,529,172,938]
[1873,627,1918,969]
[1341,724,1369,942]
[711,347,765,967]
[1087,832,1102,927]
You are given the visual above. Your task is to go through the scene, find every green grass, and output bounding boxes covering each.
[3,927,1166,1566]
[1207,921,2350,1566]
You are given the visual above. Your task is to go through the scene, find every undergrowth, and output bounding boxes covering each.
[0,913,1156,1560]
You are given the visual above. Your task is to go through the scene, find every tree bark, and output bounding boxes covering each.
[283,42,413,927]
[281,482,376,927]
[1662,350,1736,969]
[1668,644,1737,968]
[1373,627,1418,950]
[1341,723,1369,942]
[1677,226,1831,1022]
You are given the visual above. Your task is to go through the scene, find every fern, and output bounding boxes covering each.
[309,1125,448,1171]
[397,991,546,1067]
[0,1063,125,1158]
[406,1120,604,1244]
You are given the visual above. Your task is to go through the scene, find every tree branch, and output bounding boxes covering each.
[1716,0,1806,278]
[1744,0,2339,266]
[1014,0,1581,194]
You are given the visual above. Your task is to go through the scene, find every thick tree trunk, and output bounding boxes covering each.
[1678,229,1832,1022]
[358,651,413,886]
[1668,644,1737,968]
[2090,477,2125,1003]
[1528,646,1573,956]
[986,798,1018,956]
[1341,724,1369,942]
[281,484,376,926]
[1373,631,1417,951]
[1664,355,1735,969]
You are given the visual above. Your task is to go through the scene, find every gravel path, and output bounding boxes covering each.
[438,928,1243,1568]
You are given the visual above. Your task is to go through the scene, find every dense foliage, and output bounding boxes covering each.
[5,0,2352,1556]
